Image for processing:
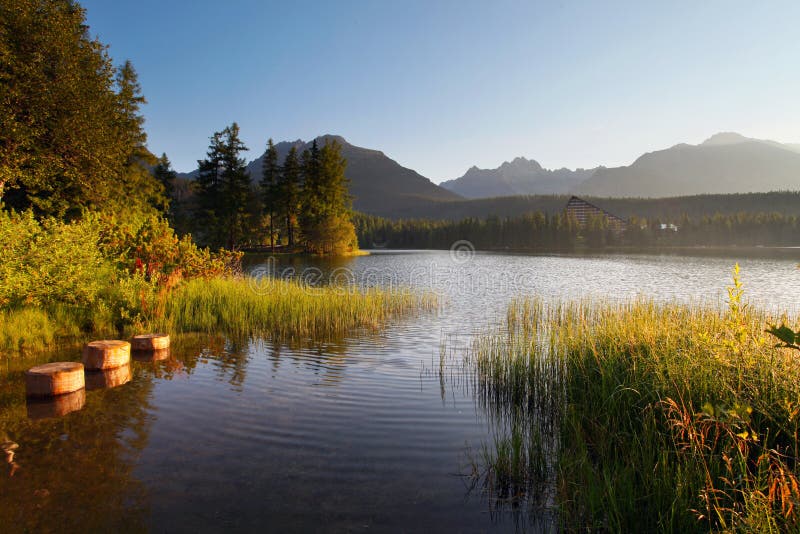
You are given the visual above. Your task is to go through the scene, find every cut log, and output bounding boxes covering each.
[85,364,132,390]
[131,334,170,351]
[132,348,170,362]
[27,388,86,419]
[82,340,130,370]
[25,362,85,397]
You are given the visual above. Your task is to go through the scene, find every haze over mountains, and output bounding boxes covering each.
[177,132,800,218]
[441,132,800,199]
[577,133,800,197]
[439,157,596,198]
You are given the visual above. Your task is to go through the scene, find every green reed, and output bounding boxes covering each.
[157,276,436,341]
[0,276,435,354]
[466,272,800,531]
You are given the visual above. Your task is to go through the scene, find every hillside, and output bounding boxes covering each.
[372,191,800,221]
[250,135,462,214]
[177,135,460,217]
[577,133,800,197]
[440,157,596,198]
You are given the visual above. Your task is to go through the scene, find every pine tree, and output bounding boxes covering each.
[259,140,279,250]
[195,124,251,249]
[218,123,251,249]
[301,139,357,254]
[277,147,301,247]
[0,1,164,218]
[153,153,177,201]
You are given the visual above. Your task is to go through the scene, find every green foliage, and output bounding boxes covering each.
[153,153,177,207]
[300,140,357,254]
[277,146,302,247]
[466,274,800,531]
[159,276,435,341]
[0,0,166,218]
[355,211,579,251]
[0,210,113,308]
[0,208,240,352]
[356,209,800,251]
[194,123,252,249]
[259,139,280,249]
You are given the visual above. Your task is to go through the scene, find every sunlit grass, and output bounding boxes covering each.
[158,276,436,340]
[466,273,800,531]
[0,276,435,354]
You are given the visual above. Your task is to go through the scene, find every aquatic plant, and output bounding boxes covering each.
[158,276,436,341]
[465,267,800,531]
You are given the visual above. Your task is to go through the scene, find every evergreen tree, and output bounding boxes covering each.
[153,153,177,202]
[115,60,167,212]
[0,0,164,218]
[300,139,322,232]
[259,140,280,250]
[277,147,301,247]
[301,139,357,254]
[195,124,251,249]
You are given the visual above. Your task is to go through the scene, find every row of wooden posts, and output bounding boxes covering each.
[24,334,170,398]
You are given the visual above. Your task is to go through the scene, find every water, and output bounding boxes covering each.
[2,250,800,533]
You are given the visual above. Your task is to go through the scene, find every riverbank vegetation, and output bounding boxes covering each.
[0,208,430,353]
[465,268,800,531]
[357,210,800,251]
[0,0,404,355]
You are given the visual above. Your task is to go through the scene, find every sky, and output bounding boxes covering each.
[82,0,800,182]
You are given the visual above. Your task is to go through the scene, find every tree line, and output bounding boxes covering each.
[159,126,357,254]
[355,211,800,250]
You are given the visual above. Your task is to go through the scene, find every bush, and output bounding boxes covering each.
[0,208,241,347]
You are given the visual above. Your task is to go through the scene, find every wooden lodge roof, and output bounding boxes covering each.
[565,196,627,228]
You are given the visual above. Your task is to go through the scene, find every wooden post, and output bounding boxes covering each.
[25,362,85,397]
[82,340,131,370]
[131,334,170,351]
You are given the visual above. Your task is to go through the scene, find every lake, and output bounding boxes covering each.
[2,250,799,532]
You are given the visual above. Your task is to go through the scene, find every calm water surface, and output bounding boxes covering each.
[2,250,799,533]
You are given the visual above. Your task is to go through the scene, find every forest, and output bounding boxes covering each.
[355,210,800,250]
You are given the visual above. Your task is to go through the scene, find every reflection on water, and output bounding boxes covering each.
[85,364,132,391]
[1,251,800,532]
[26,388,86,420]
[132,348,171,362]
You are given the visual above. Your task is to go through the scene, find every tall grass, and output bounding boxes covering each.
[467,270,800,531]
[0,276,435,354]
[158,276,436,340]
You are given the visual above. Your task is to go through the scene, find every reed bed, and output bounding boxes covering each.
[159,276,436,341]
[0,276,435,353]
[467,274,800,532]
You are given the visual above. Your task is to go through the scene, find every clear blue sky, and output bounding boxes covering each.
[82,0,800,181]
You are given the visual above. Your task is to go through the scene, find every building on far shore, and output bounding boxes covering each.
[565,196,627,232]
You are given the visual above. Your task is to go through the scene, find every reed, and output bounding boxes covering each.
[157,276,436,341]
[466,271,800,531]
[0,276,434,354]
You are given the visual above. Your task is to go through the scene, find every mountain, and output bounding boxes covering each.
[440,157,597,198]
[577,133,800,197]
[179,135,461,216]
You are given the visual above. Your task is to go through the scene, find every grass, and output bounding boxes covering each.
[0,275,435,354]
[465,270,800,532]
[157,276,435,340]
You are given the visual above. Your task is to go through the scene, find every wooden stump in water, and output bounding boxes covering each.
[25,362,85,397]
[85,364,132,390]
[131,334,170,351]
[82,340,130,370]
[132,348,170,362]
[27,388,86,419]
